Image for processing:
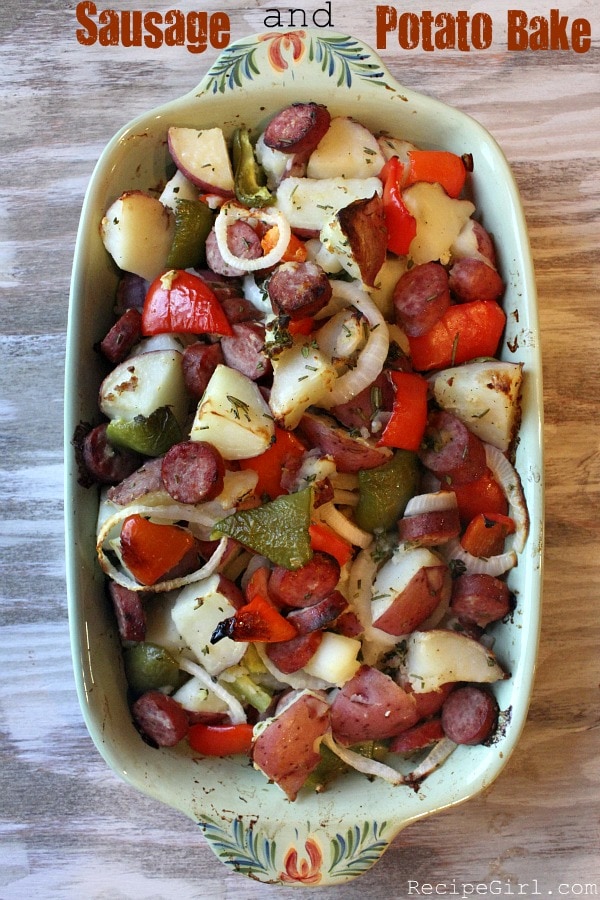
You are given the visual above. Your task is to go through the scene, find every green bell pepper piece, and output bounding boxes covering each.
[354,449,420,533]
[305,741,389,792]
[166,197,214,269]
[106,405,182,457]
[232,127,274,209]
[123,642,181,696]
[226,673,273,714]
[211,486,312,570]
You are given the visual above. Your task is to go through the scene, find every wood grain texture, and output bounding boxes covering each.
[1,0,599,896]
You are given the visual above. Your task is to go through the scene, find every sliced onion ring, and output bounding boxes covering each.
[96,503,229,593]
[214,202,291,272]
[440,537,517,577]
[484,443,530,554]
[321,732,458,786]
[317,281,389,409]
[404,490,458,517]
[347,547,377,629]
[322,732,407,785]
[316,501,372,549]
[403,737,457,783]
[177,656,247,725]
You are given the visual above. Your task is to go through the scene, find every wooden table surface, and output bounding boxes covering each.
[1,1,598,897]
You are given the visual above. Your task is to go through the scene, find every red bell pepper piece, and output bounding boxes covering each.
[408,300,506,372]
[261,227,308,263]
[188,722,254,756]
[405,150,468,199]
[211,593,298,644]
[142,269,233,336]
[308,522,354,568]
[460,512,516,557]
[119,514,197,585]
[288,316,315,336]
[239,426,306,500]
[380,156,417,256]
[377,371,428,451]
[444,470,509,527]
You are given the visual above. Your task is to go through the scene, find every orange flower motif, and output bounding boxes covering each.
[280,837,323,884]
[260,31,306,72]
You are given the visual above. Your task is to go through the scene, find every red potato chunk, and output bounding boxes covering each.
[330,665,418,744]
[252,692,330,800]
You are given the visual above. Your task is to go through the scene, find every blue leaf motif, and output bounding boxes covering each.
[200,817,278,877]
[327,820,390,879]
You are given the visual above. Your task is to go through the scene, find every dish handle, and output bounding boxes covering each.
[193,29,393,96]
[198,813,400,885]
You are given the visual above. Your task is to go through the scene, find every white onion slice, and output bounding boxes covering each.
[177,657,247,725]
[317,281,389,408]
[484,444,530,554]
[347,547,377,629]
[322,732,408,785]
[317,502,372,549]
[214,202,291,272]
[321,732,458,787]
[331,472,360,491]
[440,537,517,577]
[332,488,359,507]
[404,737,457,783]
[404,490,458,517]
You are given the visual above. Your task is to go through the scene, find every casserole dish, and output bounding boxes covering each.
[65,30,544,885]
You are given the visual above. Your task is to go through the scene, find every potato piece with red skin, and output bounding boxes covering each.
[252,692,330,801]
[372,564,451,635]
[330,665,418,744]
[371,546,452,637]
[335,194,388,287]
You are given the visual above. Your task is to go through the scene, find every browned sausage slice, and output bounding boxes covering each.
[330,371,395,434]
[182,342,224,399]
[265,631,323,673]
[450,573,512,628]
[161,440,225,504]
[286,590,348,634]
[82,423,142,486]
[268,552,341,609]
[299,411,390,473]
[99,308,143,364]
[267,261,332,319]
[220,322,272,381]
[398,508,461,547]
[106,456,164,504]
[449,257,504,303]
[441,685,498,745]
[393,262,451,337]
[205,222,262,277]
[108,581,146,642]
[263,103,331,155]
[131,690,189,747]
